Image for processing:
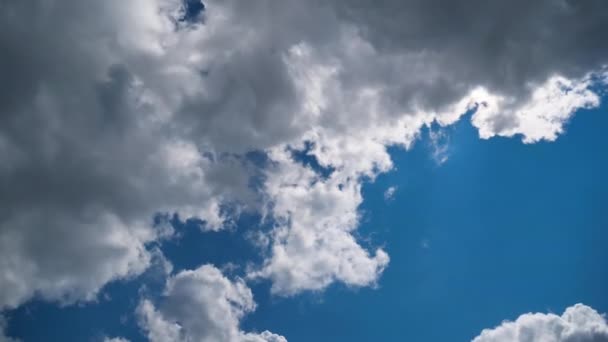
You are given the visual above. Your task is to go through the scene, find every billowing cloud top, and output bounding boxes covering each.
[473,304,608,342]
[137,265,286,342]
[0,0,607,340]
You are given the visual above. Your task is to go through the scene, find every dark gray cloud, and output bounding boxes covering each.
[0,0,257,309]
[333,0,608,106]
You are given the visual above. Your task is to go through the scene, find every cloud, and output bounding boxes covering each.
[249,148,389,295]
[0,0,258,309]
[384,186,398,201]
[331,0,608,109]
[473,304,608,342]
[104,338,130,342]
[0,315,17,342]
[137,265,285,342]
[0,0,607,316]
[471,74,601,143]
[428,129,450,165]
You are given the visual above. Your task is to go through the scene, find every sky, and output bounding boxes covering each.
[1,1,608,342]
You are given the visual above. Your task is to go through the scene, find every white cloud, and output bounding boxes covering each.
[0,0,607,318]
[137,265,285,342]
[428,129,450,165]
[249,147,390,295]
[384,186,398,201]
[473,304,608,342]
[471,75,601,143]
[104,338,130,342]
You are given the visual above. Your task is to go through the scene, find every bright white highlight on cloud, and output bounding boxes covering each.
[471,75,601,143]
[473,304,608,342]
[137,265,285,342]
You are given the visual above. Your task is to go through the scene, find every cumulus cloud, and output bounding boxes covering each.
[0,0,257,309]
[332,0,608,108]
[471,74,602,143]
[0,0,607,318]
[137,265,285,342]
[249,147,390,295]
[473,304,608,342]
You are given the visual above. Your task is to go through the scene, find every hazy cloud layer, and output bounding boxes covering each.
[0,0,607,325]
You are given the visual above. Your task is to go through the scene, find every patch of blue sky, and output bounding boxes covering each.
[290,140,336,180]
[180,0,205,23]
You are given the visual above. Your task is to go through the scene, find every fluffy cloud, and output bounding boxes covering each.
[1,0,607,316]
[137,265,286,342]
[249,147,390,294]
[0,0,257,309]
[471,74,602,143]
[331,0,608,108]
[473,304,608,342]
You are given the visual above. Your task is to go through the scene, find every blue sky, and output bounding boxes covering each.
[6,97,608,341]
